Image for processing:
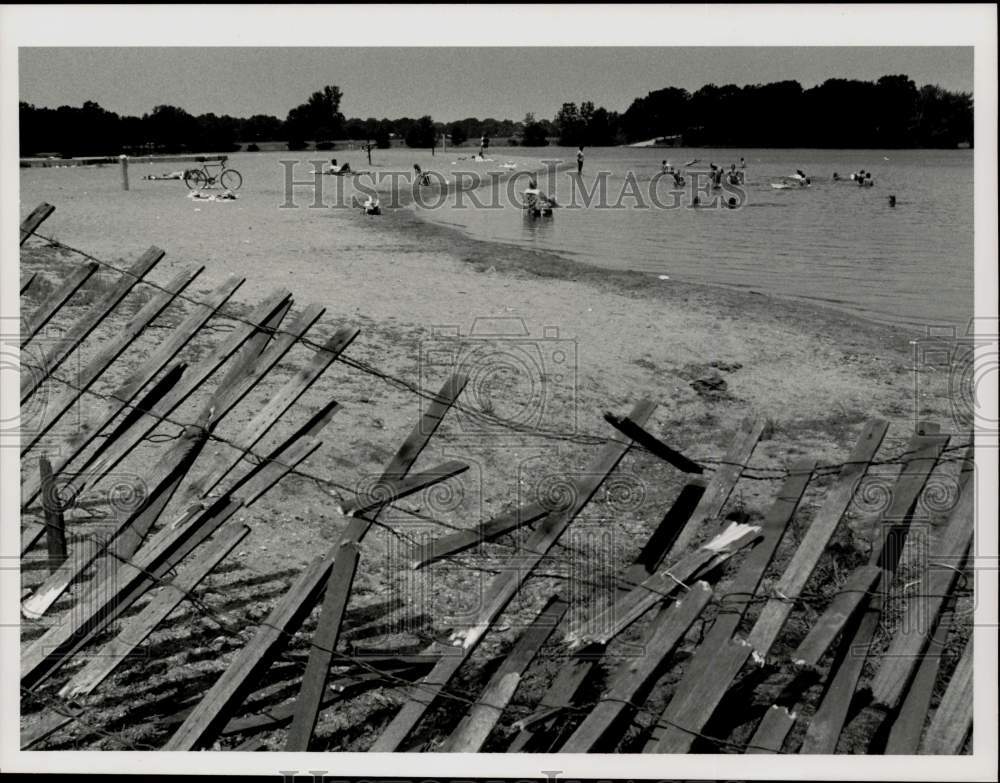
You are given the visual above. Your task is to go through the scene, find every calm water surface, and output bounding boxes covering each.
[415,147,974,329]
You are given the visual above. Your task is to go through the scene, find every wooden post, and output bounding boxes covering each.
[38,456,66,571]
[119,155,129,191]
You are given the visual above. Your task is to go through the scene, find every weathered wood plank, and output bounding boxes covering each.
[746,705,796,753]
[22,265,204,456]
[748,419,889,654]
[368,400,657,752]
[645,459,815,753]
[603,411,703,473]
[443,595,569,752]
[20,522,45,556]
[407,498,550,570]
[39,456,67,569]
[340,460,470,518]
[506,480,707,752]
[884,604,955,754]
[921,637,972,754]
[181,326,358,500]
[283,541,361,751]
[163,546,341,750]
[20,275,244,508]
[798,429,948,754]
[869,450,974,709]
[19,202,55,245]
[20,262,99,348]
[58,523,250,699]
[20,712,72,750]
[564,521,761,649]
[560,583,714,752]
[20,271,38,295]
[21,248,164,402]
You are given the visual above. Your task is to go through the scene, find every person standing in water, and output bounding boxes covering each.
[480,134,490,157]
[576,146,585,174]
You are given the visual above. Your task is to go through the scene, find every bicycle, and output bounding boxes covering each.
[183,156,243,191]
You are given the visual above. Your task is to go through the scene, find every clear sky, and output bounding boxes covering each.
[19,47,973,122]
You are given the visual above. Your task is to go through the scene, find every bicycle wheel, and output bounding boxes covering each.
[184,169,207,190]
[220,169,243,190]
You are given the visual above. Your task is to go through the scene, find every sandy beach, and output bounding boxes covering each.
[19,151,966,752]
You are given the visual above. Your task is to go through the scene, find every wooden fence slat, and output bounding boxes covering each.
[560,582,714,753]
[603,411,703,473]
[20,272,37,295]
[183,326,358,500]
[798,429,948,754]
[21,248,164,403]
[22,265,204,456]
[920,637,972,754]
[283,541,361,751]
[443,596,569,752]
[748,419,889,654]
[368,400,657,752]
[664,415,768,558]
[406,499,550,570]
[506,480,707,753]
[746,705,796,753]
[163,546,341,750]
[20,275,245,508]
[39,456,67,569]
[869,451,974,709]
[19,202,55,244]
[884,604,956,754]
[564,521,761,649]
[20,425,211,619]
[58,523,250,699]
[20,262,99,348]
[340,460,470,518]
[52,289,292,501]
[645,460,815,753]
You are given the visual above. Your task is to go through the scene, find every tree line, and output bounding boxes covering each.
[19,73,972,157]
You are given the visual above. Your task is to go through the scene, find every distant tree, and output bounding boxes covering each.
[374,120,392,149]
[555,102,584,146]
[285,85,345,145]
[520,112,549,146]
[405,115,436,148]
[145,104,199,152]
[448,121,468,146]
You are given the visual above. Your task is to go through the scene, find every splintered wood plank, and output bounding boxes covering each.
[746,705,796,753]
[283,541,361,751]
[20,262,99,348]
[344,373,469,544]
[53,289,292,500]
[645,459,815,753]
[748,419,889,654]
[603,411,703,473]
[798,429,948,754]
[884,604,956,754]
[560,582,714,753]
[506,480,707,752]
[443,596,569,752]
[870,449,974,710]
[340,460,470,518]
[164,547,342,750]
[58,523,250,699]
[368,400,657,752]
[22,265,204,456]
[665,415,768,558]
[406,498,550,570]
[182,326,358,500]
[20,424,211,619]
[21,248,164,403]
[564,521,761,649]
[921,637,972,754]
[20,202,55,244]
[20,275,245,508]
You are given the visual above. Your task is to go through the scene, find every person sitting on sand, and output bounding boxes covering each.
[661,159,674,174]
[671,170,685,187]
[833,172,841,180]
[413,163,430,186]
[328,159,352,175]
